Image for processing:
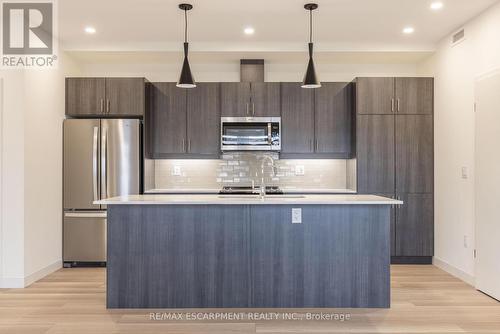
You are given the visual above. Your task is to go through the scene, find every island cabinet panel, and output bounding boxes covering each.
[220,82,251,117]
[107,204,391,308]
[395,78,434,115]
[146,83,187,157]
[356,115,395,194]
[250,205,390,308]
[314,82,354,156]
[281,83,315,154]
[356,77,395,115]
[187,83,220,155]
[107,205,251,308]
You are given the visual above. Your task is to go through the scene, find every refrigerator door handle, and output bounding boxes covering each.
[92,127,99,202]
[101,127,108,199]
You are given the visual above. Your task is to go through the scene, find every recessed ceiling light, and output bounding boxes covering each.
[430,2,444,10]
[84,26,96,34]
[403,27,415,34]
[244,27,255,35]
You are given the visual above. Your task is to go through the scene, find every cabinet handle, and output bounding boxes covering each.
[106,99,110,114]
[252,103,255,116]
[182,139,185,152]
[246,103,249,116]
[100,99,104,113]
[188,139,191,152]
[391,98,395,113]
[315,139,318,152]
[310,139,313,151]
[397,99,400,113]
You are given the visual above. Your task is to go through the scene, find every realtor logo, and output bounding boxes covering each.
[1,1,57,68]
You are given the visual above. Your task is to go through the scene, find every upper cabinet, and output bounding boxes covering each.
[395,78,434,115]
[145,82,220,159]
[356,77,434,115]
[356,77,395,115]
[221,82,280,117]
[66,78,146,117]
[281,83,315,154]
[315,83,354,156]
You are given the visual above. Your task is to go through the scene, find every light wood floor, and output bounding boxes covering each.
[0,265,499,334]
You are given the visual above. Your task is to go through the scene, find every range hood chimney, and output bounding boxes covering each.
[240,59,264,82]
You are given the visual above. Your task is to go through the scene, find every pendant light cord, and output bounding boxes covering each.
[309,9,312,43]
[184,9,188,43]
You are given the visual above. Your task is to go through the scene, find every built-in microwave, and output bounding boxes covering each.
[221,117,281,151]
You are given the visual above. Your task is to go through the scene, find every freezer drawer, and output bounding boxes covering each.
[63,212,107,262]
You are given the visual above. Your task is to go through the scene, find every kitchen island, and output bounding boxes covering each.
[97,194,401,309]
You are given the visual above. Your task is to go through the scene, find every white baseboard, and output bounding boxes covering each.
[433,257,475,286]
[24,260,62,287]
[0,260,62,288]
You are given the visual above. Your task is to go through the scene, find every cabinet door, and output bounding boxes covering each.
[187,83,220,155]
[105,78,145,116]
[146,83,187,157]
[396,193,434,256]
[281,83,315,153]
[66,78,106,116]
[357,115,395,193]
[220,82,251,117]
[250,82,281,116]
[395,115,433,193]
[315,82,353,154]
[356,77,395,115]
[395,78,433,115]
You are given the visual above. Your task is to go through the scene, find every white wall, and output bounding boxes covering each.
[79,61,418,82]
[418,1,500,283]
[0,52,82,288]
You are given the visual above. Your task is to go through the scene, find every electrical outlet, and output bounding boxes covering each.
[295,165,305,176]
[292,208,302,224]
[172,165,182,176]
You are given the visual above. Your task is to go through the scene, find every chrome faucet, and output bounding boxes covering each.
[259,155,277,198]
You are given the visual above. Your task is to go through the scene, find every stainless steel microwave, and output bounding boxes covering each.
[221,117,281,151]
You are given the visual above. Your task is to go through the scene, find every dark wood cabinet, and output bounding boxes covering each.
[220,82,251,117]
[105,78,145,116]
[66,78,106,116]
[220,82,280,117]
[281,83,315,154]
[315,82,353,156]
[66,77,145,117]
[356,77,395,115]
[396,115,434,193]
[355,77,434,262]
[395,78,434,115]
[251,82,281,116]
[356,115,395,194]
[146,83,187,157]
[187,83,220,155]
[396,193,434,257]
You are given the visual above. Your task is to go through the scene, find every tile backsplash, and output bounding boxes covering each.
[148,153,357,192]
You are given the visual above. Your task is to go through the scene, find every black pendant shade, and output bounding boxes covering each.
[177,4,196,88]
[302,3,321,89]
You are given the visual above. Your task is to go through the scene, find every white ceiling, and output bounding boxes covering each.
[59,0,499,52]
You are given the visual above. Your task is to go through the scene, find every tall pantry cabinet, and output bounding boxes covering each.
[355,77,434,263]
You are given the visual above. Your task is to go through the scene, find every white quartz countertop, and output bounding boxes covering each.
[95,194,402,205]
[144,188,358,194]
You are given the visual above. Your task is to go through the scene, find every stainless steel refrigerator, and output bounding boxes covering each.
[63,119,141,266]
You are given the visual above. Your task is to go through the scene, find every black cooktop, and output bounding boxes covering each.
[219,186,283,195]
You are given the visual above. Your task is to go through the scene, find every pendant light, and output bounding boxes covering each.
[177,3,196,88]
[302,3,321,89]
